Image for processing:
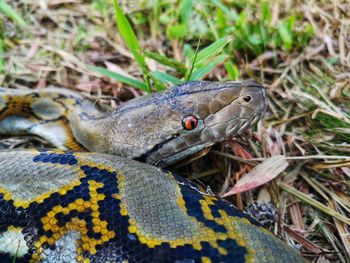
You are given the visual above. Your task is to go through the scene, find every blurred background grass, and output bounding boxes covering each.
[0,0,349,262]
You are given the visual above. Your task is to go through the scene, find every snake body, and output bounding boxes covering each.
[0,81,306,262]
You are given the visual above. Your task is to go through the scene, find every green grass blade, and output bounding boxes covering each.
[183,44,195,60]
[87,65,148,91]
[185,38,201,81]
[146,72,167,91]
[278,17,295,50]
[224,61,239,80]
[143,51,186,72]
[113,0,149,74]
[0,0,27,28]
[209,0,238,21]
[180,0,192,24]
[167,24,188,39]
[190,55,227,80]
[0,37,4,74]
[152,71,183,85]
[194,36,231,67]
[260,1,271,23]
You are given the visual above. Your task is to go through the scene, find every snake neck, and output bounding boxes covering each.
[69,113,121,155]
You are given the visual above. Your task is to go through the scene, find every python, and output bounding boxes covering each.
[0,80,306,262]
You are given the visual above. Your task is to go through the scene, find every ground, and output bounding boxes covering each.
[0,0,349,262]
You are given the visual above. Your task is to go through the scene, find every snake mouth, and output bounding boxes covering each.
[135,134,180,164]
[153,143,211,167]
[137,111,265,167]
[234,113,262,136]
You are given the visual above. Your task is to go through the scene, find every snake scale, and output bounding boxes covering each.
[0,80,306,262]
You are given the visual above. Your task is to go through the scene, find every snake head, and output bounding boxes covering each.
[133,80,267,166]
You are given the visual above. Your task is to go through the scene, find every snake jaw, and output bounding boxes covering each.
[135,133,180,163]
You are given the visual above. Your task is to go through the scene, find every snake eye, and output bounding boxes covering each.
[243,96,252,103]
[182,115,198,130]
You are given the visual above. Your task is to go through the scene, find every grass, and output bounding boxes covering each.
[0,0,349,261]
[91,0,314,92]
[88,0,234,91]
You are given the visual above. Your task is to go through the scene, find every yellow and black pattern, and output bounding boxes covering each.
[0,149,305,263]
[0,87,105,151]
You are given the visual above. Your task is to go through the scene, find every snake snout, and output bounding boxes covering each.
[205,81,267,140]
[238,81,267,115]
[233,82,267,134]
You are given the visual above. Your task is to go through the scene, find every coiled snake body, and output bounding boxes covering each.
[0,81,305,262]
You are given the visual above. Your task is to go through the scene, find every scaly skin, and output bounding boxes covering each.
[0,81,306,262]
[0,149,305,263]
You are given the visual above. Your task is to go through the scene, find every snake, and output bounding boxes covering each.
[0,80,306,262]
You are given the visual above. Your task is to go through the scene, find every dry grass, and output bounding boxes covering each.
[1,0,350,262]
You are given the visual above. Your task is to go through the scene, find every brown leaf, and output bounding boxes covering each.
[312,160,350,170]
[26,43,40,60]
[341,167,350,178]
[284,226,323,254]
[288,196,305,230]
[228,141,253,159]
[104,61,134,79]
[222,155,289,197]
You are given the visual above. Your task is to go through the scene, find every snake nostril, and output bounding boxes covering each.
[243,96,252,103]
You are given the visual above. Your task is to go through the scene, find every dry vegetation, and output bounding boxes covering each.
[1,0,349,262]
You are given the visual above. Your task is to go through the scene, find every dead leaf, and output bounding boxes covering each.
[105,61,134,79]
[284,226,323,254]
[312,160,350,170]
[228,141,253,159]
[328,200,350,258]
[340,167,350,178]
[222,155,289,197]
[26,43,40,60]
